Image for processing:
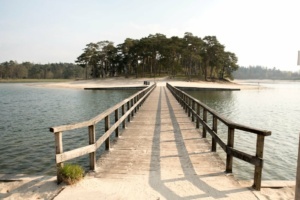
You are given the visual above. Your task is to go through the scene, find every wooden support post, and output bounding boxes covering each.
[122,104,125,128]
[134,96,137,113]
[115,109,119,137]
[202,109,207,138]
[196,104,200,128]
[55,132,63,184]
[127,101,130,122]
[212,116,217,152]
[188,98,191,117]
[105,116,110,150]
[88,125,96,170]
[185,96,188,113]
[226,127,234,173]
[253,135,265,190]
[192,100,195,122]
[137,95,140,110]
[131,99,134,117]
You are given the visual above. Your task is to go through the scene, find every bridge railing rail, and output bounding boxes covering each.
[167,83,271,190]
[50,83,156,183]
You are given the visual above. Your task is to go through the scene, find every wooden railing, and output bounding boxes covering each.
[166,83,271,191]
[50,83,156,183]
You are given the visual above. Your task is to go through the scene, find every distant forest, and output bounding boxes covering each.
[0,33,239,81]
[233,66,300,80]
[0,61,85,79]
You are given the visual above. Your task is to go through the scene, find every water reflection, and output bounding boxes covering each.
[185,82,300,180]
[0,84,138,175]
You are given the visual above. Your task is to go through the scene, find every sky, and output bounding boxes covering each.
[0,0,300,71]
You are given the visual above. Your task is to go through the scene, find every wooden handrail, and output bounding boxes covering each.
[166,83,271,190]
[50,83,156,183]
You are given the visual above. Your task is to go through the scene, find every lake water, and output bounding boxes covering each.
[1,81,299,181]
[0,83,138,175]
[185,80,300,181]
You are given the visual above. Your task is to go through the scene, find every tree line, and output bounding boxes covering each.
[0,61,85,79]
[75,32,239,80]
[233,66,300,80]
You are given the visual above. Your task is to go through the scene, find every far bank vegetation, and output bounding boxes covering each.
[4,33,298,81]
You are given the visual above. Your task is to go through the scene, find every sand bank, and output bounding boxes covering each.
[28,77,261,90]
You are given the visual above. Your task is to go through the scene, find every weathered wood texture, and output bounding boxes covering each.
[166,83,271,191]
[50,84,156,183]
[93,86,259,199]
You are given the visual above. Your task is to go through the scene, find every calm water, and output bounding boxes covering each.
[1,81,299,181]
[186,80,300,180]
[0,83,138,175]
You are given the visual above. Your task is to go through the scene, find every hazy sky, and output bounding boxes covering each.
[0,0,299,71]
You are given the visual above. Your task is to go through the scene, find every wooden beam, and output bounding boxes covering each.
[226,127,234,173]
[88,125,96,170]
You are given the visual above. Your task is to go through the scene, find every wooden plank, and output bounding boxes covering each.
[95,118,125,149]
[169,85,271,137]
[50,84,156,133]
[56,144,95,163]
[227,146,263,167]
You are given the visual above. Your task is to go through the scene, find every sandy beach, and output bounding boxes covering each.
[29,77,262,90]
[1,78,295,200]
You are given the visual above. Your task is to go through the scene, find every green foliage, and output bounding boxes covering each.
[75,32,239,80]
[59,164,84,185]
[1,32,241,81]
[0,61,85,79]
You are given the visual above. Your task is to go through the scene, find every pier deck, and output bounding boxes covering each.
[56,85,260,199]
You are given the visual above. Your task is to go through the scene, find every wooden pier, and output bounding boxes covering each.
[50,83,271,199]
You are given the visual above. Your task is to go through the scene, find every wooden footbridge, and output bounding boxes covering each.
[50,83,271,199]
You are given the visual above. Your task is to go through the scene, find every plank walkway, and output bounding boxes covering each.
[56,85,260,200]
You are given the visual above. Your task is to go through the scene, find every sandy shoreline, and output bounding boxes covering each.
[27,77,262,90]
[1,78,295,199]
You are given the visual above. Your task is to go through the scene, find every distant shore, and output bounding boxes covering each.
[14,77,263,90]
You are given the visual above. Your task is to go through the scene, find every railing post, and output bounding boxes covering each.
[105,116,110,150]
[196,104,200,128]
[226,127,234,173]
[137,94,140,110]
[253,135,265,190]
[185,95,188,113]
[55,132,63,184]
[115,109,119,137]
[134,96,137,113]
[192,100,195,122]
[122,104,125,128]
[202,109,207,138]
[212,116,217,152]
[131,99,134,117]
[127,101,130,122]
[188,98,191,117]
[88,125,96,170]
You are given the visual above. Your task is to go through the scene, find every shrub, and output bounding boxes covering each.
[59,163,85,185]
